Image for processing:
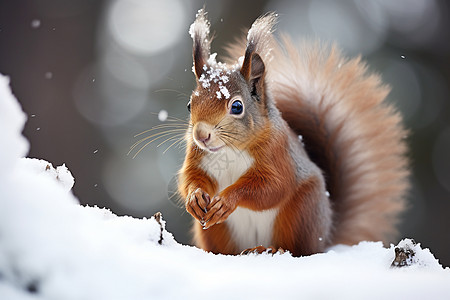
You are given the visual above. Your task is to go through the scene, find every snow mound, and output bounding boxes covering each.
[0,75,29,173]
[15,158,75,192]
[391,238,439,269]
[0,73,450,299]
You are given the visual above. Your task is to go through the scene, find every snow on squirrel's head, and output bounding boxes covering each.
[187,9,278,153]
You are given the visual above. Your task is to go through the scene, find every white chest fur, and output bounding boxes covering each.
[200,147,278,250]
[200,147,254,192]
[227,207,279,250]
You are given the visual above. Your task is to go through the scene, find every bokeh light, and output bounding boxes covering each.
[107,0,186,55]
[73,63,149,127]
[308,0,385,55]
[370,0,441,47]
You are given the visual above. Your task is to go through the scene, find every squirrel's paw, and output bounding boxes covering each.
[202,196,236,229]
[240,246,286,256]
[186,188,210,225]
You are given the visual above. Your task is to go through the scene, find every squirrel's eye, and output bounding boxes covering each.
[230,100,243,115]
[187,102,191,113]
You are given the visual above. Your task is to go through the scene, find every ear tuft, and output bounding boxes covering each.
[189,8,211,79]
[240,12,276,92]
[246,12,277,62]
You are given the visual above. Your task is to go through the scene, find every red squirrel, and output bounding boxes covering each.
[178,10,409,256]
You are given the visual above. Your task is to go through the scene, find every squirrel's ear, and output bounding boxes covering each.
[189,9,211,79]
[241,52,265,81]
[240,12,276,98]
[241,12,277,75]
[250,53,265,82]
[241,52,265,99]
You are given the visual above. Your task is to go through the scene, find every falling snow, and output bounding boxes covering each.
[158,109,168,122]
[31,19,41,29]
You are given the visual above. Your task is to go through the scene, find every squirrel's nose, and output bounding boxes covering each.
[193,122,213,147]
[195,131,211,144]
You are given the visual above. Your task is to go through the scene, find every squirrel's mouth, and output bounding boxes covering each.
[206,145,224,153]
[192,137,225,153]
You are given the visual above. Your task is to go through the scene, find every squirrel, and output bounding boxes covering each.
[178,9,409,256]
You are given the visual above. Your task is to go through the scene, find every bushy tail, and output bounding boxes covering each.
[270,38,409,244]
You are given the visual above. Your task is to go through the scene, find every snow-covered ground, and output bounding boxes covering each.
[0,73,449,299]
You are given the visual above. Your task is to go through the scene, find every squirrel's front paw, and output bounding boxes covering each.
[202,196,236,229]
[186,188,210,225]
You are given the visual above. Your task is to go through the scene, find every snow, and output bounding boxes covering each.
[219,85,230,99]
[1,72,450,299]
[158,109,168,122]
[198,72,211,89]
[0,75,29,170]
[237,55,245,67]
[189,12,236,100]
[14,158,75,192]
[245,12,277,61]
[188,9,210,40]
[197,63,232,99]
[30,19,41,29]
[207,52,218,66]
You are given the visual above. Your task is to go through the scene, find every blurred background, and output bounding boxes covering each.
[0,0,449,265]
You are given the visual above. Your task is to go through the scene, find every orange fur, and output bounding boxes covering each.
[179,146,217,198]
[179,11,409,256]
[273,176,329,255]
[193,222,238,254]
[269,39,409,244]
[221,124,297,211]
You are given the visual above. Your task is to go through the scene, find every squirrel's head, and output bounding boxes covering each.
[187,9,277,153]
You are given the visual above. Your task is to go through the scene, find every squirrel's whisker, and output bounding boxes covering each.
[132,141,153,159]
[130,129,185,151]
[153,88,190,98]
[219,136,239,153]
[132,133,182,158]
[163,135,186,154]
[134,124,187,137]
[156,133,185,148]
[219,132,243,142]
[128,130,185,156]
